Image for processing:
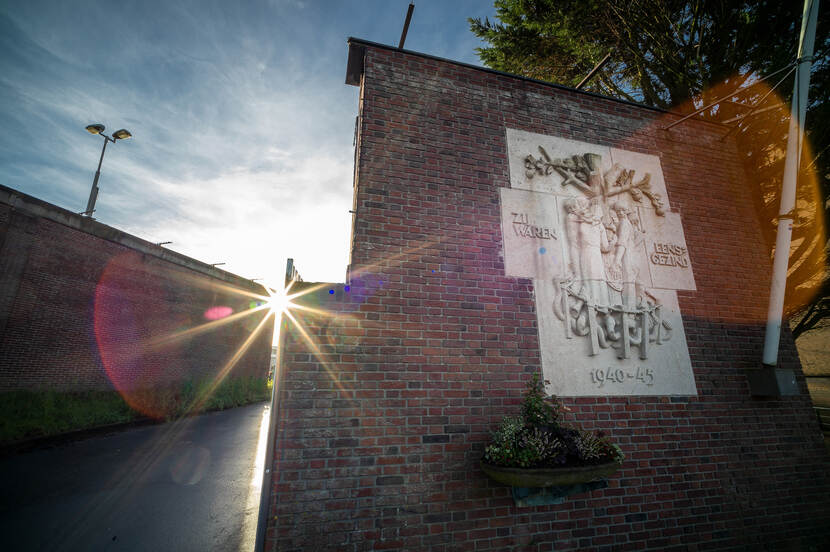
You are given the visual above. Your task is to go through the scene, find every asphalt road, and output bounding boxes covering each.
[0,402,270,552]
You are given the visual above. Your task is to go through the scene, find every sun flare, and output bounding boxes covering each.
[264,281,298,318]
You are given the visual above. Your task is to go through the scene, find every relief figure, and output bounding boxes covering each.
[609,203,645,308]
[563,197,586,281]
[575,199,611,308]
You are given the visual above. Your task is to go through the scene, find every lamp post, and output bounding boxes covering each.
[83,123,131,216]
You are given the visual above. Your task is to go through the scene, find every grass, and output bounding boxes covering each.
[0,377,271,444]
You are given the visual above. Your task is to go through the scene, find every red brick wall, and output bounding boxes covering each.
[0,199,273,397]
[264,43,830,551]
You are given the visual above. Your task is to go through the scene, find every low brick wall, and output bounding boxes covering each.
[0,185,273,393]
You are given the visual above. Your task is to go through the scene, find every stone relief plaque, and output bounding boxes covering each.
[499,188,565,280]
[640,209,696,291]
[501,128,697,396]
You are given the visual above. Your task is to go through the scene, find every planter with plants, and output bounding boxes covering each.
[480,374,624,504]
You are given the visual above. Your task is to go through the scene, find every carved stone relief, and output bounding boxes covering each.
[501,129,697,396]
[499,188,563,280]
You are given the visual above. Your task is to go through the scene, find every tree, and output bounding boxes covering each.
[470,0,830,338]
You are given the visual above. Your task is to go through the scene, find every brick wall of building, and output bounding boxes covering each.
[263,41,830,551]
[0,187,273,398]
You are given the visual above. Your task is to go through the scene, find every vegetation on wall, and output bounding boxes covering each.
[483,374,623,468]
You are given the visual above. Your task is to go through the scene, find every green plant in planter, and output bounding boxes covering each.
[483,374,624,470]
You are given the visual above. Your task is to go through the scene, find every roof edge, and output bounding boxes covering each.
[345,37,726,129]
[345,41,365,86]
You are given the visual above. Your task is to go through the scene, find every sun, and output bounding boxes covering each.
[265,285,291,317]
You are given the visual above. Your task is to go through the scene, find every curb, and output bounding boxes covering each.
[0,417,160,457]
[0,399,271,457]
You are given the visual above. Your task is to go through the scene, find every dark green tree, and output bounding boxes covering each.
[471,0,830,338]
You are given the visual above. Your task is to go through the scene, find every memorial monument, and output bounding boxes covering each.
[501,129,696,395]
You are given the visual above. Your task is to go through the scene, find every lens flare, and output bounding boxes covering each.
[667,73,826,321]
[204,306,233,320]
[94,253,184,417]
[93,253,276,418]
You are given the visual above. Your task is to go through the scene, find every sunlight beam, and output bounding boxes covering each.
[284,308,347,396]
[185,309,275,414]
[148,304,270,350]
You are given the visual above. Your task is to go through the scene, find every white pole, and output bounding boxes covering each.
[762,0,819,366]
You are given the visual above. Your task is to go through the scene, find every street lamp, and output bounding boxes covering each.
[83,123,132,216]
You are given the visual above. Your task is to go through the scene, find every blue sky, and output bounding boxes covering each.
[0,0,497,285]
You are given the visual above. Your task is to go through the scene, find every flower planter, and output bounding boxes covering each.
[479,374,625,505]
[480,459,622,488]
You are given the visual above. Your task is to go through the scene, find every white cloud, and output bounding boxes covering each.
[117,150,354,285]
[1,0,497,286]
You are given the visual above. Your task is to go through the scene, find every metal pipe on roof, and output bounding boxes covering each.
[398,3,414,49]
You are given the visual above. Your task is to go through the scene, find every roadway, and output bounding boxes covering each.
[0,402,270,551]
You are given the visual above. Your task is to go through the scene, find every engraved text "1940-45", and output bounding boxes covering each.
[590,366,654,388]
